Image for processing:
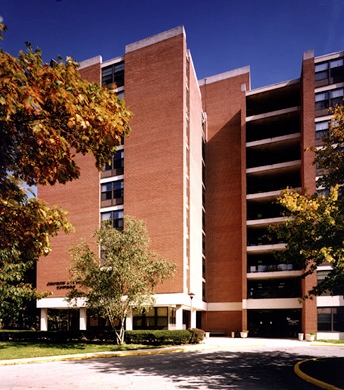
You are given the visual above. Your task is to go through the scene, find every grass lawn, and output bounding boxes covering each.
[0,341,152,360]
[316,339,344,344]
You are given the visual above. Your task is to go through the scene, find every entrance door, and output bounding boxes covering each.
[248,309,301,338]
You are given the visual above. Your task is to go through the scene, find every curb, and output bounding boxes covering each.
[294,359,343,390]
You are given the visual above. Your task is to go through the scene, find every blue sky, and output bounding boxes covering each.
[1,0,344,89]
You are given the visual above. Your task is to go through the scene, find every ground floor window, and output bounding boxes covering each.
[47,309,79,331]
[133,307,170,330]
[87,312,120,330]
[318,307,344,331]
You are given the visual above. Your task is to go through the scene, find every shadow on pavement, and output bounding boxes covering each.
[73,349,320,389]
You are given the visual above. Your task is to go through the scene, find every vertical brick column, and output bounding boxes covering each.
[300,50,318,334]
[124,28,187,294]
[200,69,249,333]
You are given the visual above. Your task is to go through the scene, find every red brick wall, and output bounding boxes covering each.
[79,59,101,84]
[124,32,186,293]
[202,311,242,335]
[200,71,248,333]
[37,153,100,296]
[300,54,318,333]
[201,72,249,304]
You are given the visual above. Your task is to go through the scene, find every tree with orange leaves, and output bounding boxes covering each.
[0,23,131,325]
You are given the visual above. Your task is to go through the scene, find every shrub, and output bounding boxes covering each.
[124,329,203,345]
[189,328,206,344]
[0,328,206,345]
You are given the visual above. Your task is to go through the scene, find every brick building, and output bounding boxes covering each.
[37,26,344,339]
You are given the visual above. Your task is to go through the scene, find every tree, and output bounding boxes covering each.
[0,178,71,327]
[314,104,344,191]
[67,216,176,344]
[270,104,344,297]
[0,23,132,324]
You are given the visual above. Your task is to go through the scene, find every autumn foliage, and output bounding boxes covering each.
[270,104,344,297]
[0,23,131,325]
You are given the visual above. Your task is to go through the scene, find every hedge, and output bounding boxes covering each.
[0,328,205,345]
[125,329,205,345]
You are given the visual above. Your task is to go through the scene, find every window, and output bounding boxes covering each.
[315,121,329,140]
[101,183,112,200]
[102,61,124,88]
[101,209,124,230]
[248,278,301,299]
[315,57,344,84]
[315,88,344,111]
[317,269,331,295]
[330,58,344,69]
[102,149,124,176]
[133,307,168,329]
[315,91,329,110]
[101,180,124,205]
[315,62,328,81]
[114,150,124,175]
[318,307,344,331]
[330,88,344,106]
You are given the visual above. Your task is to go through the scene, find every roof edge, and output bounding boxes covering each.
[125,26,185,53]
[199,66,250,86]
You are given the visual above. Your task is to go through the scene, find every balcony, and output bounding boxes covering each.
[247,266,302,280]
[247,216,285,228]
[246,135,301,170]
[246,109,301,143]
[246,243,285,254]
[247,163,301,195]
[248,277,301,299]
[246,80,300,117]
[246,160,301,175]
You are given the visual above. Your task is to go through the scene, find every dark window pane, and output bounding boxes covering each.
[315,70,328,81]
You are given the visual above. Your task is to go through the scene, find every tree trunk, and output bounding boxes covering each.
[113,317,126,345]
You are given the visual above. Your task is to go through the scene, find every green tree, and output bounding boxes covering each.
[0,23,132,325]
[67,216,176,344]
[270,104,344,297]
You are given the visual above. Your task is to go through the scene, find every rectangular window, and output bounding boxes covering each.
[315,121,329,140]
[102,67,113,86]
[114,150,124,176]
[101,180,124,205]
[315,62,328,81]
[101,183,113,201]
[102,61,124,88]
[133,307,169,330]
[101,209,124,230]
[248,278,301,299]
[315,57,344,84]
[318,307,344,331]
[113,180,124,203]
[102,149,124,177]
[330,88,344,106]
[330,58,344,68]
[103,160,112,172]
[315,88,344,111]
[315,91,329,110]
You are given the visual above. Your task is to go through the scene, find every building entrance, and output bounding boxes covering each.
[248,309,301,338]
